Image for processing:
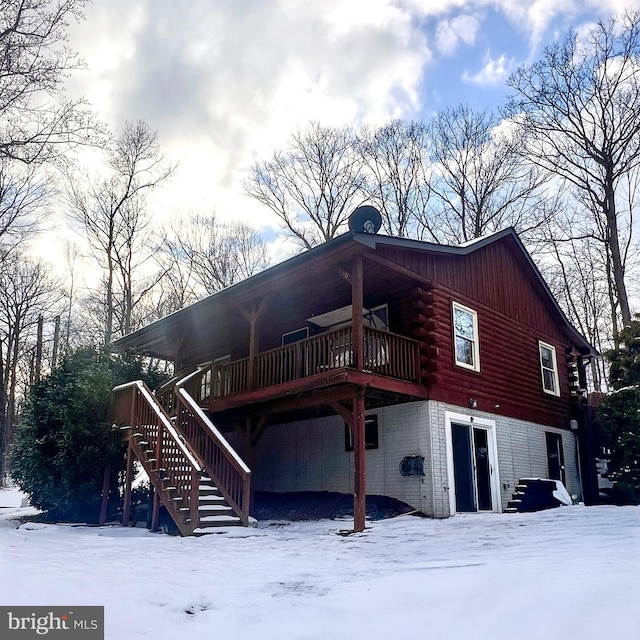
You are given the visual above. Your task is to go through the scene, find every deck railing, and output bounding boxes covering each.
[194,324,419,402]
[174,370,252,524]
[112,380,202,535]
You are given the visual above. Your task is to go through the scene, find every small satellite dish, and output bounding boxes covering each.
[348,205,382,234]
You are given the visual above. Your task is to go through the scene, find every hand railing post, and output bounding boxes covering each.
[295,341,303,379]
[122,441,133,527]
[190,467,200,533]
[243,474,251,525]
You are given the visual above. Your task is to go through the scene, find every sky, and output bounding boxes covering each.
[1,486,639,640]
[15,0,637,406]
[57,0,640,260]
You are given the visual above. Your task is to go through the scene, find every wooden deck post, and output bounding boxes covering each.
[99,462,111,525]
[122,441,133,527]
[352,253,364,371]
[240,295,272,391]
[353,388,366,532]
[150,488,160,532]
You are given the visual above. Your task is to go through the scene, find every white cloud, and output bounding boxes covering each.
[65,0,431,228]
[41,0,640,271]
[462,51,512,86]
[435,14,480,55]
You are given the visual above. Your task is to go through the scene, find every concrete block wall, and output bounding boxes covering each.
[239,400,582,518]
[429,401,582,513]
[252,401,433,513]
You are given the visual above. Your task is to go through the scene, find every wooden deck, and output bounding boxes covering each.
[181,325,423,413]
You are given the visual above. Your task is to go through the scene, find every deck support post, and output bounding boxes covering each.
[239,295,272,391]
[352,253,364,372]
[234,417,268,514]
[353,388,366,532]
[331,386,367,533]
[122,441,133,527]
[99,462,111,526]
[150,488,160,532]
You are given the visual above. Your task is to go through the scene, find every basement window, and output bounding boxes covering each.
[344,415,379,451]
[539,341,560,397]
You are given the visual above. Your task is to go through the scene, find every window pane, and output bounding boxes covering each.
[540,345,554,369]
[543,368,556,393]
[456,336,473,365]
[454,308,474,339]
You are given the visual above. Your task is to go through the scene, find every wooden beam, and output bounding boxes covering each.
[122,441,133,527]
[238,295,273,390]
[352,253,364,372]
[331,400,354,427]
[99,462,111,526]
[171,334,188,372]
[150,489,160,532]
[250,416,269,447]
[245,383,359,416]
[353,388,366,532]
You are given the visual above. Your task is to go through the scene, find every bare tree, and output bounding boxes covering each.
[424,104,551,244]
[0,0,98,165]
[245,122,367,249]
[0,158,49,257]
[356,120,432,237]
[536,218,612,389]
[67,121,174,345]
[0,252,62,480]
[158,213,269,302]
[505,13,640,329]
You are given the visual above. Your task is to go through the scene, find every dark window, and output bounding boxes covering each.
[345,415,379,451]
[282,327,309,346]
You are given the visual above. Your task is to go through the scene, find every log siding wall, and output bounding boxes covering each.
[379,239,581,429]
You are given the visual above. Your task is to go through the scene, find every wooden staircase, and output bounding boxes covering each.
[112,377,251,536]
[505,478,568,513]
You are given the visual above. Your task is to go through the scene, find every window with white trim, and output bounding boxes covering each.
[452,302,480,371]
[539,341,560,396]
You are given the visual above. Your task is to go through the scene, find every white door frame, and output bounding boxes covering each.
[444,411,502,515]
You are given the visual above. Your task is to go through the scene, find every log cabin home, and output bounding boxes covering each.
[110,222,597,535]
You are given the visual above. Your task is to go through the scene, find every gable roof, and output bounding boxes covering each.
[112,227,596,358]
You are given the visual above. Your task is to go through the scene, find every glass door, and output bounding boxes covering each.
[451,422,494,512]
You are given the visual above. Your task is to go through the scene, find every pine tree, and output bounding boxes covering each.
[598,319,640,503]
[10,347,166,521]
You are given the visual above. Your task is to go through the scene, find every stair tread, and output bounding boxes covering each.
[199,515,241,523]
[192,526,241,535]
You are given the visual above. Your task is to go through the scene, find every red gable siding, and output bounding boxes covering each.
[378,237,578,428]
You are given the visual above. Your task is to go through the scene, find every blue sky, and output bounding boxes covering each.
[58,0,640,254]
[417,5,608,115]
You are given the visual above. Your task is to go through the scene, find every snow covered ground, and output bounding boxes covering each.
[1,486,638,640]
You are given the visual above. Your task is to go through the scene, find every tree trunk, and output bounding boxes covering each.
[604,175,632,327]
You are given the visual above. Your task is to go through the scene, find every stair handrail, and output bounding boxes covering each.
[173,368,252,524]
[113,380,202,472]
[176,387,251,474]
[154,366,198,415]
[112,380,203,535]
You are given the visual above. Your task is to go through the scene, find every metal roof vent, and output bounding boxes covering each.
[348,205,382,234]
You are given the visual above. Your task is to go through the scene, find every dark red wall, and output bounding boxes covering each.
[380,237,581,429]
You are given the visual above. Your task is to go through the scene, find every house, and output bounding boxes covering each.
[110,224,597,535]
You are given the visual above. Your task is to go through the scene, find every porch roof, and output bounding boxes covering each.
[111,228,597,360]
